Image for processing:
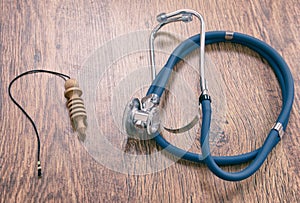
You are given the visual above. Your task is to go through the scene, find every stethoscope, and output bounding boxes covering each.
[124,9,294,181]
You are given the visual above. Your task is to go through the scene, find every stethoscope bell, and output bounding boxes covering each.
[123,94,160,140]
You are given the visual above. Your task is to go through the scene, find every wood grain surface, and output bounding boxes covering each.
[1,0,299,202]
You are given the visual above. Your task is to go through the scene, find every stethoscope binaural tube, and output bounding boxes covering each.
[147,31,294,181]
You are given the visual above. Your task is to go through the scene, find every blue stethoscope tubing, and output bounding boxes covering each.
[146,31,294,181]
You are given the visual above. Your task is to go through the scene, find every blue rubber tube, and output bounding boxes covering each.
[147,31,294,181]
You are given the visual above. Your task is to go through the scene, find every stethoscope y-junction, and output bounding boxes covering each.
[123,9,294,181]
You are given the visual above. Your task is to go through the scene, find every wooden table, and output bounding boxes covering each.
[1,0,299,202]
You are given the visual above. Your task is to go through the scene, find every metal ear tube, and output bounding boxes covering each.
[124,9,206,139]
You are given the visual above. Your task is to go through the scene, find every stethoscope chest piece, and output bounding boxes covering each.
[123,94,160,140]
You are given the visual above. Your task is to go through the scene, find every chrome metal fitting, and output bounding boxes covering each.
[225,31,234,40]
[181,13,193,22]
[272,122,284,138]
[123,94,160,140]
[156,13,168,23]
